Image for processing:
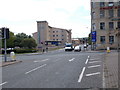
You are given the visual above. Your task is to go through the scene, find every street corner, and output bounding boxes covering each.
[0,60,22,67]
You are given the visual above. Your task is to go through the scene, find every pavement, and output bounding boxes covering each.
[103,50,119,88]
[0,60,22,67]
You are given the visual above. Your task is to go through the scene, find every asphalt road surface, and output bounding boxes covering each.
[2,49,105,88]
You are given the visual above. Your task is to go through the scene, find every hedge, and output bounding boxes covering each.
[2,48,38,54]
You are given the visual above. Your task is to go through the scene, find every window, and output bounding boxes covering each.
[119,1,120,5]
[109,10,114,17]
[92,12,96,19]
[118,9,120,17]
[62,39,64,40]
[100,36,105,44]
[92,23,96,30]
[109,22,114,30]
[91,2,96,8]
[100,2,105,7]
[118,22,120,28]
[53,31,55,33]
[62,35,64,37]
[56,31,58,33]
[100,22,105,30]
[100,10,105,18]
[56,35,58,37]
[53,35,55,37]
[109,36,114,44]
[108,2,114,6]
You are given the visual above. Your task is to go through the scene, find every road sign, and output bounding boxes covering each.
[92,31,97,42]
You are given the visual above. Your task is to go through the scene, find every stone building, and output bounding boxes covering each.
[33,21,72,48]
[91,1,120,50]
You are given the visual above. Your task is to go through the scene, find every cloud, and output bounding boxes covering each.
[0,0,91,38]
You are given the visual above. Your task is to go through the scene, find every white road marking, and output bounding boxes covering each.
[0,82,8,86]
[85,56,90,64]
[86,72,100,77]
[88,65,101,68]
[89,61,101,64]
[78,67,86,83]
[25,64,46,74]
[69,58,75,62]
[89,58,100,60]
[85,59,89,64]
[34,59,49,63]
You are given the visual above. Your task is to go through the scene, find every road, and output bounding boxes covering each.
[2,49,105,88]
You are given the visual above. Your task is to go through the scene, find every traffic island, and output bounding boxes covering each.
[0,60,22,67]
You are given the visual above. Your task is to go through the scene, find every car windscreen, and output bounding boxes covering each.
[66,45,72,47]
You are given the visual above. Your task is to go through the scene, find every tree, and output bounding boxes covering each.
[21,38,37,49]
[2,31,15,48]
[88,33,92,45]
[7,32,15,48]
[14,33,29,48]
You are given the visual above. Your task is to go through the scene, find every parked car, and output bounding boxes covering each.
[74,45,81,52]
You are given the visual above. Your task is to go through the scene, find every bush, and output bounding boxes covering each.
[2,48,38,54]
[14,48,38,53]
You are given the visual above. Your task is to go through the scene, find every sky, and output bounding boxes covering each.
[0,0,91,38]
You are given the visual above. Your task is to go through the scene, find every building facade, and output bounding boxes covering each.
[33,21,72,48]
[72,37,88,46]
[91,1,120,50]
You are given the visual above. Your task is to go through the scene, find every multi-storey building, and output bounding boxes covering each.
[33,21,72,48]
[91,1,120,50]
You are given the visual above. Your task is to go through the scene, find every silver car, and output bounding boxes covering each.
[74,46,81,52]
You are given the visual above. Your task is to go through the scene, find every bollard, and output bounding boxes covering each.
[10,51,16,61]
[107,47,110,53]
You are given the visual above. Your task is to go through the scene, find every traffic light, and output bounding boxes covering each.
[0,29,2,38]
[2,28,5,38]
[6,28,9,39]
[1,28,9,39]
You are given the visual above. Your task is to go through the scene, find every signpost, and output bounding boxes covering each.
[91,31,97,50]
[92,31,96,42]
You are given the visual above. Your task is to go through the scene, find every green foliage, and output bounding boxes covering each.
[14,33,29,48]
[14,48,38,53]
[7,32,15,48]
[2,48,38,54]
[14,33,36,49]
[21,38,37,49]
[88,33,92,45]
[2,31,15,48]
[2,32,37,50]
[0,40,2,48]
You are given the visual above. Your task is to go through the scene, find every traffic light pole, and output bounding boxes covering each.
[4,28,7,62]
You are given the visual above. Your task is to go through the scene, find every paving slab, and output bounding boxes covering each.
[103,51,118,88]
